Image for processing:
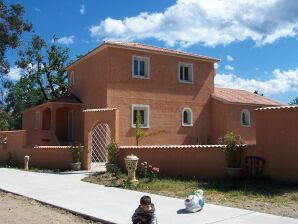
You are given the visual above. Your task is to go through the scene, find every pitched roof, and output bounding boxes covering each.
[105,41,220,62]
[49,94,81,104]
[66,41,219,70]
[212,88,284,106]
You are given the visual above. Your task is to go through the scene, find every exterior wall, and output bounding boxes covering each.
[67,48,109,109]
[211,99,227,143]
[211,99,258,144]
[0,131,72,169]
[106,47,215,145]
[118,145,252,179]
[255,108,298,182]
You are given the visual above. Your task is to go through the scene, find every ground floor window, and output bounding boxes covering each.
[182,108,193,126]
[131,104,150,128]
[241,109,251,126]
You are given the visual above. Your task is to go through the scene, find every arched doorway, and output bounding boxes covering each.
[91,123,111,170]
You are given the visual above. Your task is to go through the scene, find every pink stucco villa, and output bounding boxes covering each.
[22,41,282,149]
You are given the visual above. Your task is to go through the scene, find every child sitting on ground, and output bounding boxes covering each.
[132,195,157,224]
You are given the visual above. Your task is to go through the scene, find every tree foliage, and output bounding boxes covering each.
[289,96,298,105]
[0,0,32,75]
[3,35,70,129]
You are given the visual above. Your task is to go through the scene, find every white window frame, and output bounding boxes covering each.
[182,107,193,126]
[35,111,41,129]
[131,104,150,128]
[241,109,251,127]
[68,71,75,86]
[132,56,150,79]
[179,62,193,84]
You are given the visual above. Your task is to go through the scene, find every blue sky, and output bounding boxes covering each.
[6,0,298,104]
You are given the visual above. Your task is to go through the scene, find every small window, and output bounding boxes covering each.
[68,71,74,86]
[35,111,41,129]
[179,62,193,83]
[132,56,150,78]
[182,108,193,126]
[241,109,250,126]
[131,104,150,128]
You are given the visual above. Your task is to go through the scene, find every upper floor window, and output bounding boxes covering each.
[68,71,75,86]
[241,109,250,126]
[131,104,150,128]
[182,108,193,126]
[35,111,41,129]
[179,62,193,83]
[132,56,150,79]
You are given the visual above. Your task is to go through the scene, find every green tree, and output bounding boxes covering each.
[16,35,69,100]
[3,36,70,129]
[0,110,11,130]
[289,96,298,105]
[0,0,32,75]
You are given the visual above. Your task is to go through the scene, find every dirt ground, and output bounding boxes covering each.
[0,191,102,224]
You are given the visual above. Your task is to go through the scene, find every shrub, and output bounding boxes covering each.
[219,132,244,168]
[107,140,119,164]
[139,161,160,181]
[70,143,83,163]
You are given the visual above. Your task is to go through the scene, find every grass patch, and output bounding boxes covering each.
[83,171,298,218]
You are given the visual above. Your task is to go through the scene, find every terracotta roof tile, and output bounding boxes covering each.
[105,41,220,62]
[50,94,81,104]
[212,88,284,106]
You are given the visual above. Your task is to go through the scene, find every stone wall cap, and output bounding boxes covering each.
[83,108,118,112]
[120,144,252,149]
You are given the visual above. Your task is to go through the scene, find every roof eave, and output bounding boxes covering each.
[65,42,219,71]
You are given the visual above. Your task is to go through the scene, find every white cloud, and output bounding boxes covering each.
[215,68,298,94]
[7,67,22,81]
[90,0,298,47]
[80,4,85,15]
[226,55,234,61]
[34,7,41,12]
[214,63,219,69]
[225,65,234,71]
[52,36,75,45]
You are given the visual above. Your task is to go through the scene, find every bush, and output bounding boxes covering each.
[70,143,83,163]
[219,132,244,168]
[139,161,160,181]
[108,140,119,164]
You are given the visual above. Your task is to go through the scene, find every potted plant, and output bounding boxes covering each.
[106,140,119,172]
[70,143,83,171]
[219,132,244,178]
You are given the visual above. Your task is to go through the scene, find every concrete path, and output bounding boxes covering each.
[0,168,297,224]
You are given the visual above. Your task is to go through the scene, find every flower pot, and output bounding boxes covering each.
[226,167,242,179]
[70,162,81,171]
[106,163,118,172]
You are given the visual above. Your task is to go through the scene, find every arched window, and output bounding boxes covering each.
[182,108,193,126]
[241,109,250,126]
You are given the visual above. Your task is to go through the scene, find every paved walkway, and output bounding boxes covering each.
[0,168,297,224]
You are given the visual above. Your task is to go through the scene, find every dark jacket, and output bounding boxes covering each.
[132,203,157,224]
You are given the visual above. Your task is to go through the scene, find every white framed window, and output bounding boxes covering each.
[182,108,193,126]
[131,104,150,128]
[68,71,75,86]
[241,109,251,127]
[179,62,193,83]
[132,56,150,79]
[35,111,41,129]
